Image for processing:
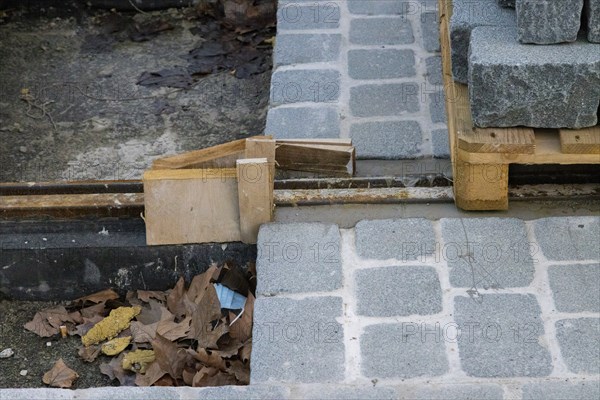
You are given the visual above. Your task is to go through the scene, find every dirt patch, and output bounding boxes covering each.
[0,1,274,182]
[0,300,115,388]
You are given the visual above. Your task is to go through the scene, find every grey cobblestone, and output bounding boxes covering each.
[350,17,414,45]
[522,381,600,400]
[355,218,435,260]
[410,384,504,399]
[549,264,600,313]
[586,0,600,43]
[274,34,342,67]
[348,49,416,80]
[425,56,443,85]
[534,217,600,261]
[429,91,447,124]
[256,223,342,295]
[350,120,423,159]
[432,128,450,158]
[348,0,410,15]
[441,218,535,288]
[421,10,441,52]
[356,265,442,317]
[277,3,341,30]
[350,83,421,117]
[270,69,341,106]
[266,106,340,139]
[454,294,552,377]
[294,385,397,399]
[516,0,583,44]
[250,296,345,383]
[555,318,600,374]
[361,323,448,378]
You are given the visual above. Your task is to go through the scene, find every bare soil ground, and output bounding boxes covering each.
[0,1,273,182]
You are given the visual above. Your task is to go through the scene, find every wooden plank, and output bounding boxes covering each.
[276,143,355,175]
[458,130,600,164]
[246,138,276,162]
[143,169,241,245]
[236,158,273,244]
[276,138,352,146]
[560,127,600,154]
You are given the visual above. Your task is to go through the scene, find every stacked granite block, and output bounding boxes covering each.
[451,0,600,128]
[450,0,515,83]
[468,27,600,128]
[587,0,600,42]
[516,0,584,44]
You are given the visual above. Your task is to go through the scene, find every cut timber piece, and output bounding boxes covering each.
[454,160,509,210]
[143,169,240,245]
[245,138,276,162]
[275,142,356,176]
[560,127,600,155]
[236,158,273,244]
[276,138,352,146]
[152,136,271,170]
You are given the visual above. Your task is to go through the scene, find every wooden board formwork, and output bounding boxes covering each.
[439,0,600,210]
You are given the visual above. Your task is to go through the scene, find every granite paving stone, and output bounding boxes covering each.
[266,106,340,139]
[256,223,342,295]
[348,49,416,80]
[348,0,410,15]
[355,266,442,317]
[555,318,600,374]
[429,91,447,124]
[361,323,448,378]
[350,83,420,117]
[270,69,341,106]
[425,56,443,85]
[410,384,505,400]
[350,17,414,45]
[274,34,342,67]
[450,0,516,83]
[294,385,397,400]
[277,3,340,30]
[440,218,535,288]
[498,0,515,7]
[432,128,450,158]
[533,217,600,261]
[522,381,600,400]
[454,294,553,377]
[350,120,423,159]
[250,296,345,383]
[548,264,600,313]
[516,0,583,44]
[355,218,436,260]
[421,10,441,52]
[468,27,600,128]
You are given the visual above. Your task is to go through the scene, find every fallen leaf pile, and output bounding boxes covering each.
[25,263,256,388]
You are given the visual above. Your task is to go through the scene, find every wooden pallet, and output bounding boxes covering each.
[439,0,600,210]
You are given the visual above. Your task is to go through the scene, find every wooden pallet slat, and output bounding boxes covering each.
[439,0,600,210]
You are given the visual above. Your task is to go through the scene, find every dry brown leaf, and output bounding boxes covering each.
[214,336,244,358]
[151,334,187,381]
[134,361,166,386]
[25,306,78,337]
[189,284,223,346]
[130,321,158,343]
[187,264,220,302]
[192,366,237,387]
[187,348,226,370]
[74,315,104,337]
[100,353,136,386]
[182,367,196,386]
[157,317,191,341]
[227,360,250,384]
[166,277,186,318]
[74,289,119,304]
[78,345,101,362]
[153,374,176,386]
[229,292,254,342]
[239,340,252,363]
[199,321,229,351]
[42,358,79,388]
[137,290,166,303]
[79,302,106,319]
[137,300,174,325]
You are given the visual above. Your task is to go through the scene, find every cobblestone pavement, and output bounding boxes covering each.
[266,0,449,159]
[1,217,598,398]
